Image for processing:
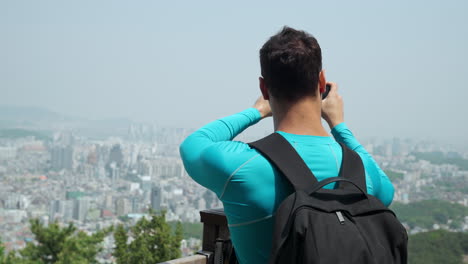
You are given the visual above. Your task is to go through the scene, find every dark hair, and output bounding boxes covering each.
[260,26,322,102]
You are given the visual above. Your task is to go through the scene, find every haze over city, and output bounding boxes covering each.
[1,1,468,263]
[2,0,468,143]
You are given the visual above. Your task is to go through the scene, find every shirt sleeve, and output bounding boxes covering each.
[179,108,262,196]
[331,123,395,206]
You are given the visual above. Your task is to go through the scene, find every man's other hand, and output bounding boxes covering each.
[253,96,272,119]
[321,82,344,129]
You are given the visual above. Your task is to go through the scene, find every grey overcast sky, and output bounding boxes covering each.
[1,0,467,143]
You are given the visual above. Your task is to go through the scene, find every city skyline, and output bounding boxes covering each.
[0,116,466,259]
[0,103,465,152]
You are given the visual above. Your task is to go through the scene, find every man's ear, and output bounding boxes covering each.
[319,70,326,94]
[259,77,270,100]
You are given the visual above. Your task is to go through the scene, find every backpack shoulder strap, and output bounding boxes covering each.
[249,134,368,193]
[248,133,318,192]
[337,143,367,193]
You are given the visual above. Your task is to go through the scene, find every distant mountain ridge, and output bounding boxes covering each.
[0,105,134,139]
[0,105,75,125]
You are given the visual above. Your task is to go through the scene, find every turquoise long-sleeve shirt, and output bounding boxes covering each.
[180,108,394,264]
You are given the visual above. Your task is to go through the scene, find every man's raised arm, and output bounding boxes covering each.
[322,83,395,206]
[179,97,271,194]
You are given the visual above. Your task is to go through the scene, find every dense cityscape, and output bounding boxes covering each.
[0,110,467,262]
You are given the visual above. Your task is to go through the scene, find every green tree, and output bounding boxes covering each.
[391,200,468,229]
[113,225,129,264]
[113,211,183,263]
[384,170,404,181]
[56,228,112,264]
[409,230,468,264]
[0,236,31,264]
[20,219,76,263]
[0,236,4,262]
[412,151,468,170]
[17,219,112,264]
[168,221,203,240]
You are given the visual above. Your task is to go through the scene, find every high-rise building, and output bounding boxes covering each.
[127,144,140,167]
[131,197,143,213]
[151,185,163,212]
[139,176,152,193]
[73,199,89,222]
[115,197,131,216]
[49,200,74,222]
[53,131,74,146]
[50,146,74,171]
[137,159,152,176]
[87,150,98,165]
[49,200,59,221]
[392,138,402,156]
[203,190,218,209]
[108,144,123,167]
[66,191,85,200]
[109,162,120,189]
[102,194,114,212]
[4,194,29,209]
[0,147,16,160]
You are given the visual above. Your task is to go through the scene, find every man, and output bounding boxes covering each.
[180,27,394,264]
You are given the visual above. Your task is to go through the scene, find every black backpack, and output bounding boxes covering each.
[249,133,408,264]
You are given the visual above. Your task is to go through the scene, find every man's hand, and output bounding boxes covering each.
[321,82,344,129]
[253,96,272,119]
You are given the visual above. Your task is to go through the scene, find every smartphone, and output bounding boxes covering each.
[322,84,331,100]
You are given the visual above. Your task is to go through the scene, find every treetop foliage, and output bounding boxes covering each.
[391,200,468,229]
[1,219,112,264]
[0,211,183,264]
[384,170,404,181]
[114,210,183,264]
[412,151,468,170]
[409,230,468,264]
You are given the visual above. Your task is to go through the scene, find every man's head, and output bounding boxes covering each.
[259,27,324,103]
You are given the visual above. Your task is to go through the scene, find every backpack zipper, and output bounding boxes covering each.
[336,211,345,224]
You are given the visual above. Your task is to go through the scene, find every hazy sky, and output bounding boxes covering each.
[1,1,467,143]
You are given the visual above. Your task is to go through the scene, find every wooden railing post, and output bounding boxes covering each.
[197,209,231,264]
[158,209,231,264]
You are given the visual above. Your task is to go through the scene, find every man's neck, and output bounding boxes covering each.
[272,96,329,137]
